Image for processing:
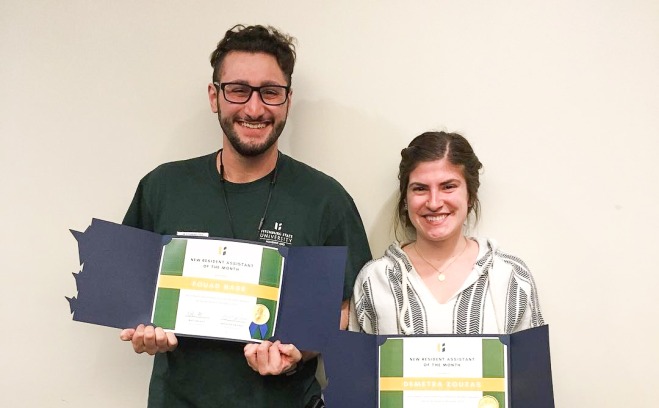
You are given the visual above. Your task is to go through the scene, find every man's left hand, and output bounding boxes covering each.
[244,340,302,375]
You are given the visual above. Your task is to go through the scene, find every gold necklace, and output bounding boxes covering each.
[413,238,468,282]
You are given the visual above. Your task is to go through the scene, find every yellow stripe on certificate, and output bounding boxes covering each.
[157,275,280,300]
[379,377,506,392]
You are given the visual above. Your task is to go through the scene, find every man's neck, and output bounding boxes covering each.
[217,142,279,183]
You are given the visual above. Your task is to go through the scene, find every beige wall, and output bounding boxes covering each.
[2,1,658,406]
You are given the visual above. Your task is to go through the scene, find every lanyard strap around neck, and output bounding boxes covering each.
[218,149,280,239]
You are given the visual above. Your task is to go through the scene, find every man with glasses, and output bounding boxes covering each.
[119,24,371,408]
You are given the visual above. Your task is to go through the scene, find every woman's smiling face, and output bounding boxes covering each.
[406,158,470,244]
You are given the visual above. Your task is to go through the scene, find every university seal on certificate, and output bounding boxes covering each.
[249,303,272,340]
[478,395,500,407]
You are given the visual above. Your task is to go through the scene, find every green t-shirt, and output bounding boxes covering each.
[123,151,371,408]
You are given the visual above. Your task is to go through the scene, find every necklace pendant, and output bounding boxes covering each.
[437,273,446,282]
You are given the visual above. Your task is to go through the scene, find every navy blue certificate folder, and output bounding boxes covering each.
[67,218,554,407]
[67,218,346,353]
[320,326,554,407]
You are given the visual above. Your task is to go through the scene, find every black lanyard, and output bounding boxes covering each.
[218,149,279,240]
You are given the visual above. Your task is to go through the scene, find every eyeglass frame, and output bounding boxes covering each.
[213,82,291,106]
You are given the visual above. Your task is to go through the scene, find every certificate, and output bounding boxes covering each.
[151,237,284,342]
[379,336,508,408]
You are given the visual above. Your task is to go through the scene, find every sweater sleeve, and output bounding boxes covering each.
[503,254,546,333]
[349,269,376,334]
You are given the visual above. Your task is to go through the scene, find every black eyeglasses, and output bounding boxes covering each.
[213,82,290,106]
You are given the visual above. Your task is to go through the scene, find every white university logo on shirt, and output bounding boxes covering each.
[259,221,293,246]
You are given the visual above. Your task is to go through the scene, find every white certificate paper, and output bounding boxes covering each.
[151,237,284,342]
[379,336,508,408]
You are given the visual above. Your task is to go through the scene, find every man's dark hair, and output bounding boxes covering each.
[210,24,296,85]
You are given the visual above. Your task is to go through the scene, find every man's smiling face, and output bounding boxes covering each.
[210,51,291,157]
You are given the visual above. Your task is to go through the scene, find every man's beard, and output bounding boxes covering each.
[219,113,287,157]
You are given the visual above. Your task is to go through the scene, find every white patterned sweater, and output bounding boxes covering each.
[349,237,545,335]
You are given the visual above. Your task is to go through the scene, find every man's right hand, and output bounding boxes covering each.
[120,324,178,355]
